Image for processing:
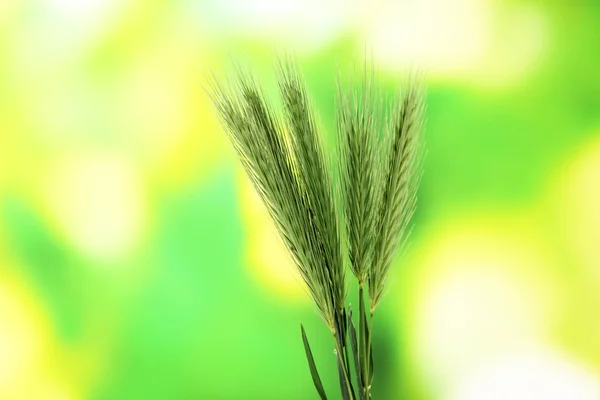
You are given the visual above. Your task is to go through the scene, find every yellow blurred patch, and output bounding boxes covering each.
[401,213,561,395]
[0,259,80,400]
[236,169,307,303]
[553,135,600,279]
[542,134,600,367]
[0,0,20,32]
[37,151,149,264]
[110,15,226,189]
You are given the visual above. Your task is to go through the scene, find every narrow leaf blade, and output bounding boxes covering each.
[359,288,369,391]
[337,353,352,400]
[301,324,328,400]
[348,307,365,399]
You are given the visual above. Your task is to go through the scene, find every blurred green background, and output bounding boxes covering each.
[1,0,600,399]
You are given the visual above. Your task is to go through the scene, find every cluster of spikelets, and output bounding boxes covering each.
[208,59,425,400]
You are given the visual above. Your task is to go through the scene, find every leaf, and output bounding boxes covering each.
[334,310,355,400]
[348,307,365,400]
[301,324,328,400]
[359,287,369,392]
[337,352,352,400]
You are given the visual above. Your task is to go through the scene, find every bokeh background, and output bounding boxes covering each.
[1,0,600,399]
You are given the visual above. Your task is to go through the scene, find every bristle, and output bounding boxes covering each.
[368,75,426,311]
[336,64,383,286]
[207,58,425,328]
[207,61,347,329]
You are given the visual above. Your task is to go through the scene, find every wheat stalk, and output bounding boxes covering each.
[207,58,426,400]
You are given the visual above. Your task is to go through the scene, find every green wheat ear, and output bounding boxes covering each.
[207,58,425,400]
[206,60,346,331]
[368,73,426,312]
[337,68,426,397]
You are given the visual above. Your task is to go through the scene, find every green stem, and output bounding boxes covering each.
[334,332,356,400]
[366,311,374,399]
[358,285,370,399]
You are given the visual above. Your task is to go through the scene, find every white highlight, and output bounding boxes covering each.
[205,0,350,51]
[365,0,547,86]
[409,223,557,395]
[43,153,147,262]
[447,350,600,400]
[369,0,489,73]
[45,0,112,18]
